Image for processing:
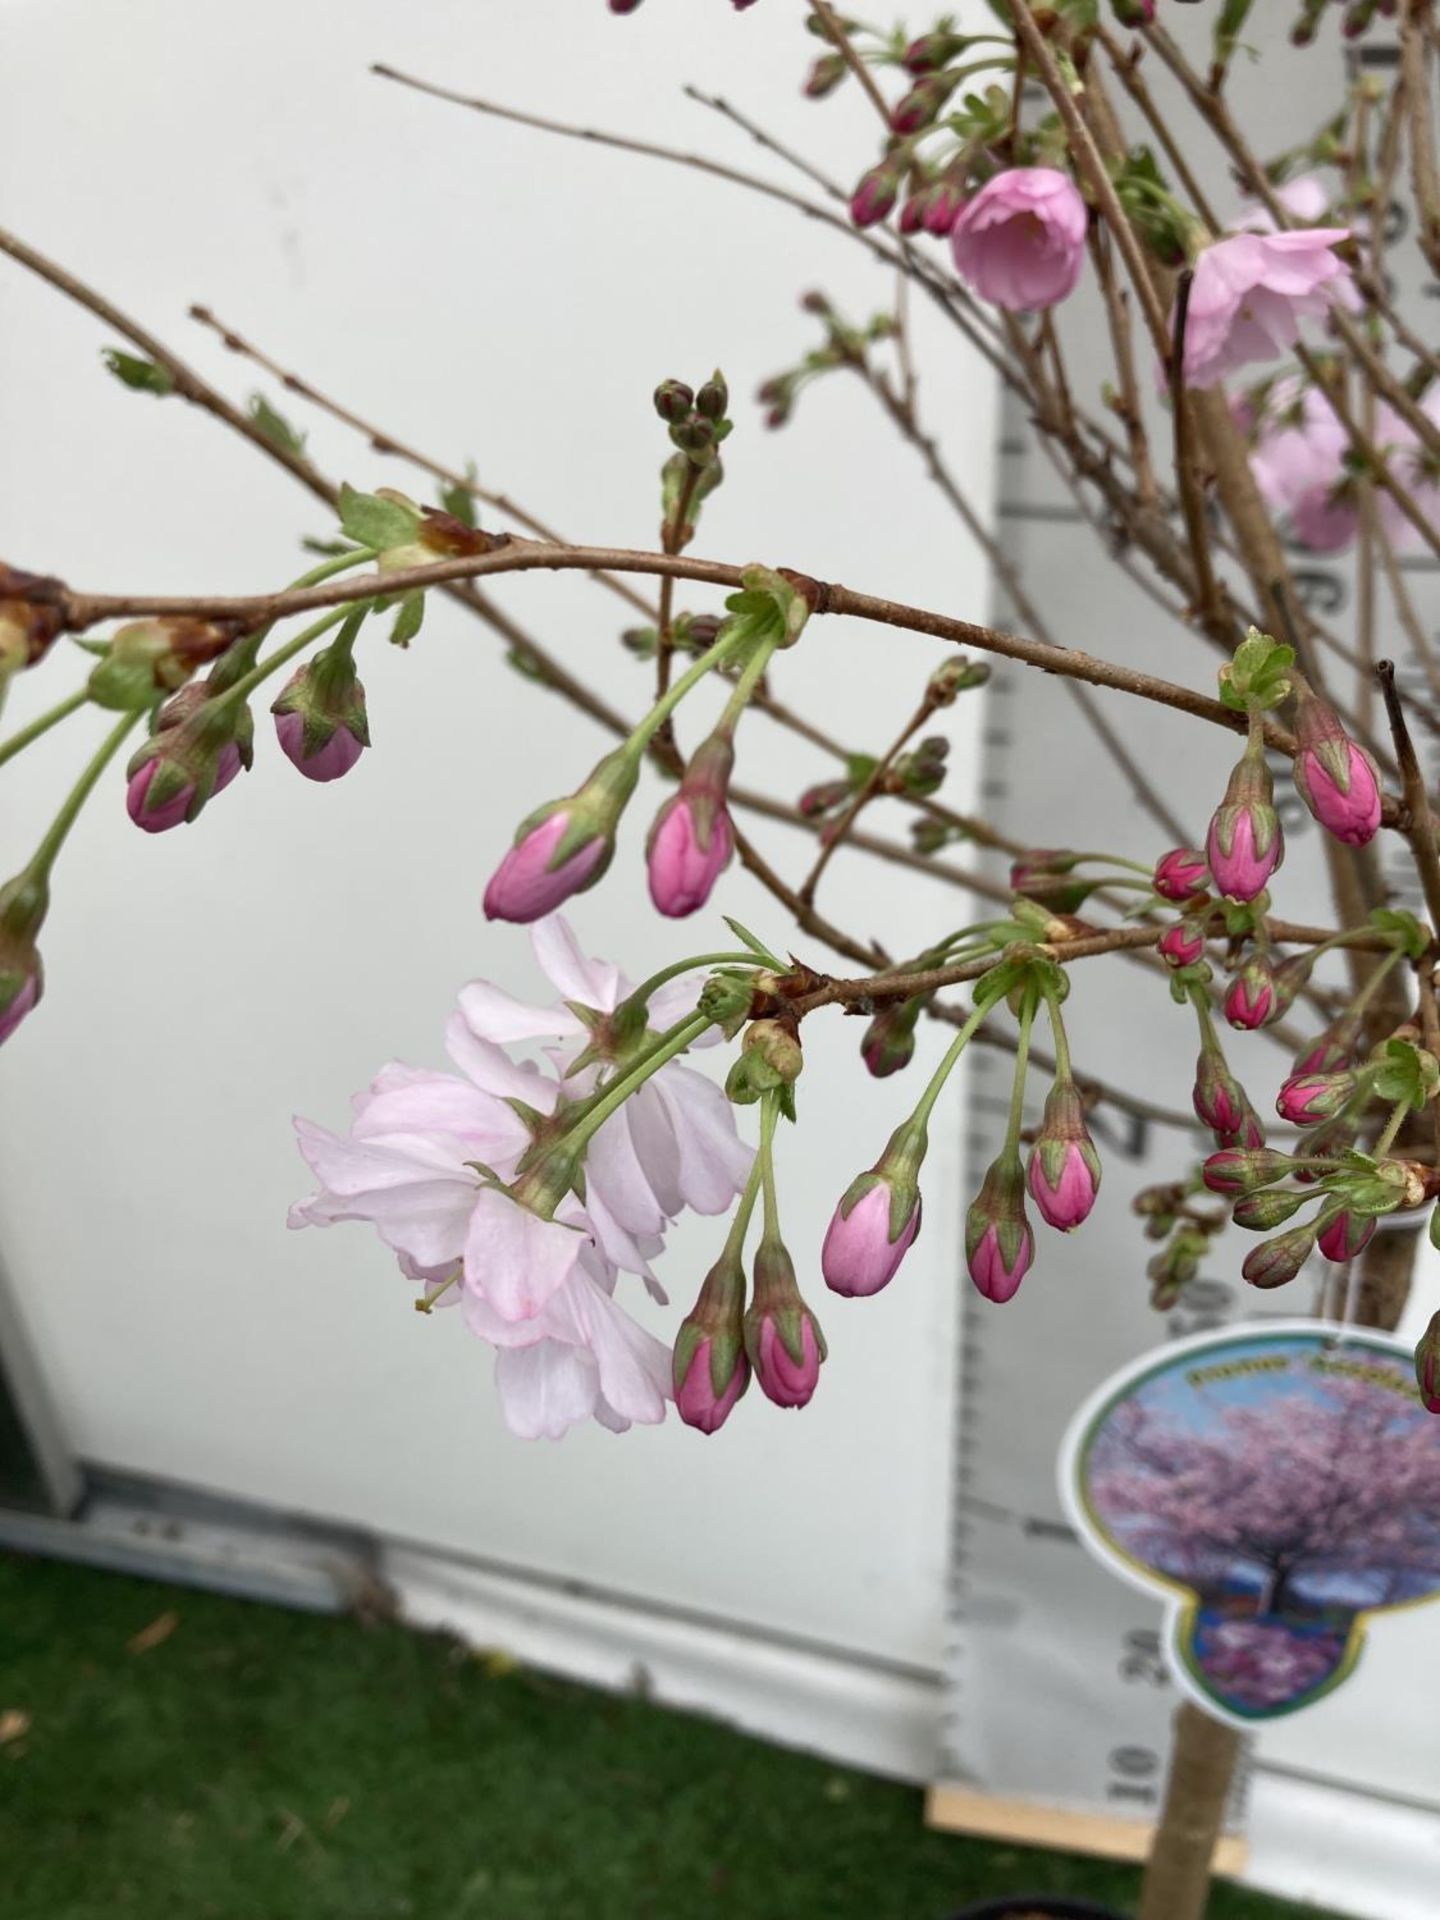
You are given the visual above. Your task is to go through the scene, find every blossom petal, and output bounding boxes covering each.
[530,914,623,1013]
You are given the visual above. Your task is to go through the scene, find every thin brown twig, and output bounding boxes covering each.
[796,696,933,907]
[1378,658,1440,938]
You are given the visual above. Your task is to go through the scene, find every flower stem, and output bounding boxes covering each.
[210,606,353,712]
[1042,985,1073,1082]
[910,980,1009,1133]
[0,688,89,771]
[1373,1099,1411,1158]
[25,710,141,881]
[715,637,779,736]
[561,1010,714,1161]
[621,952,763,1015]
[758,1087,781,1245]
[626,626,746,760]
[722,1147,766,1265]
[1003,986,1038,1158]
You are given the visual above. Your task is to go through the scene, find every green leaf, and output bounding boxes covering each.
[1219,627,1293,713]
[248,393,307,457]
[390,591,426,649]
[1370,907,1428,961]
[1372,1038,1440,1109]
[439,463,479,529]
[722,916,785,969]
[337,483,420,553]
[102,349,174,397]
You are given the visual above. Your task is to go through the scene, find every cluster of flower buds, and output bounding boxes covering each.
[126,680,254,832]
[655,372,733,542]
[1200,1029,1440,1294]
[1133,1178,1227,1313]
[0,868,48,1047]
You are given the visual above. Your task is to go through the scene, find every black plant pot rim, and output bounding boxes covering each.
[948,1898,1129,1920]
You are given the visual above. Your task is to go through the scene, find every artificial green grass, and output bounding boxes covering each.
[0,1551,1345,1920]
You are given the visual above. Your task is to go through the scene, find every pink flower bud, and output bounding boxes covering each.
[673,1249,750,1435]
[1293,1025,1355,1076]
[850,163,900,229]
[1318,1209,1376,1262]
[271,652,369,783]
[951,168,1089,312]
[674,1335,749,1434]
[1193,1050,1247,1136]
[891,73,953,135]
[646,734,735,918]
[1292,696,1383,846]
[1202,1147,1294,1195]
[125,735,244,832]
[1415,1309,1440,1414]
[1026,1080,1101,1231]
[965,1151,1034,1302]
[1206,751,1283,901]
[485,747,638,923]
[1110,0,1155,23]
[1009,847,1095,913]
[1160,918,1207,969]
[0,967,39,1045]
[1293,1114,1358,1181]
[1153,846,1210,903]
[1224,955,1280,1030]
[822,1151,923,1297]
[485,812,608,923]
[903,30,965,73]
[923,179,965,237]
[1218,1098,1268,1152]
[861,996,922,1078]
[1276,1069,1356,1126]
[1243,1224,1316,1289]
[743,1238,826,1408]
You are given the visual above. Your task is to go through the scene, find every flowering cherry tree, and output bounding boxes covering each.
[4,4,1440,1912]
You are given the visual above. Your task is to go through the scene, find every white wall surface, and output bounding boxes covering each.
[0,2,999,1679]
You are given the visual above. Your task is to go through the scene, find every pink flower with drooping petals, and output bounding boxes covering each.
[951,168,1089,311]
[1180,228,1352,388]
[483,812,608,924]
[822,1179,922,1297]
[647,792,734,917]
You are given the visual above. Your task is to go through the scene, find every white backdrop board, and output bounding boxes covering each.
[0,1,998,1709]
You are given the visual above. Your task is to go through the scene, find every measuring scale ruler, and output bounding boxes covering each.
[929,20,1440,1862]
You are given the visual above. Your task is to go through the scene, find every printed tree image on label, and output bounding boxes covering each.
[1061,1324,1440,1725]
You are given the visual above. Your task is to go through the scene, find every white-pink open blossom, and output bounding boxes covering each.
[1180,227,1351,388]
[290,916,749,1439]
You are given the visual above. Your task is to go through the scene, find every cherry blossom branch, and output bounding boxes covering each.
[56,543,1333,765]
[1402,0,1440,277]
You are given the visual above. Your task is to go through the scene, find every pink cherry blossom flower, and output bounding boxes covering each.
[951,168,1089,311]
[1180,227,1352,388]
[821,1179,921,1297]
